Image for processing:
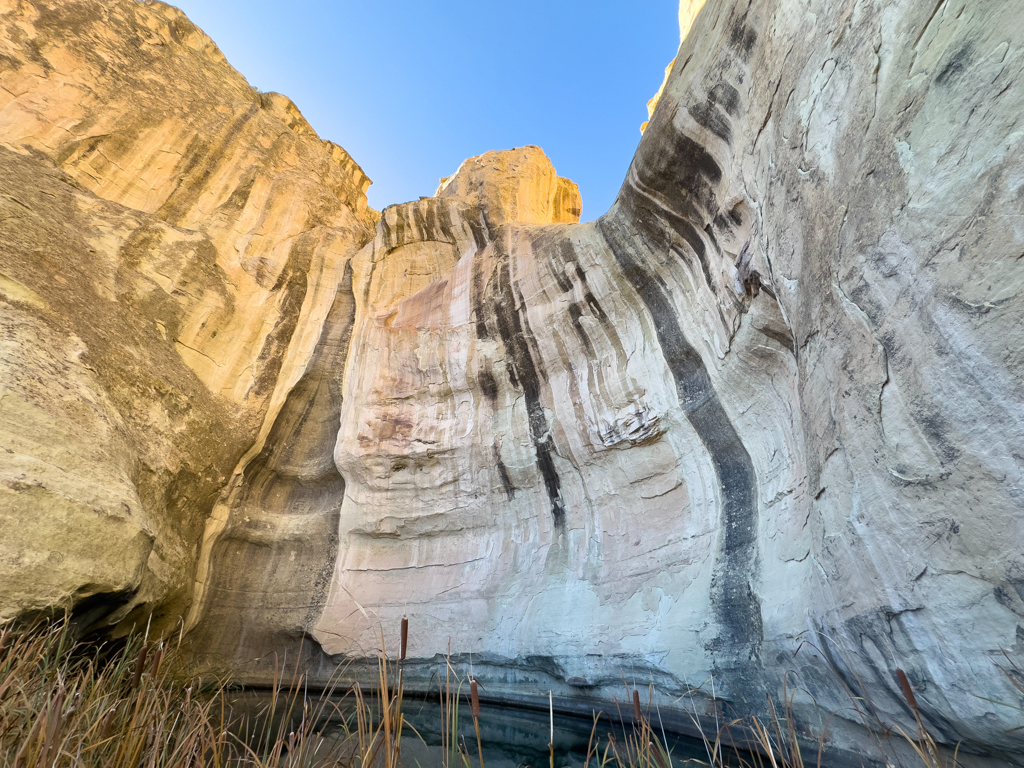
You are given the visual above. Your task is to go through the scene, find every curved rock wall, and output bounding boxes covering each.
[2,0,1024,764]
[191,0,1024,762]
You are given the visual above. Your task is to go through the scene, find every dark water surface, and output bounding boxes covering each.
[386,697,715,768]
[228,691,723,768]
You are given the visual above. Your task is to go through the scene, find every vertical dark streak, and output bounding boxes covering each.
[494,447,515,501]
[394,206,405,248]
[551,240,576,293]
[471,252,490,342]
[379,213,393,252]
[465,211,487,252]
[633,193,716,293]
[438,200,457,245]
[709,82,742,117]
[478,367,499,401]
[567,303,595,356]
[547,238,612,329]
[597,217,761,664]
[157,106,259,224]
[412,202,429,239]
[478,238,566,527]
[602,13,765,681]
[424,197,438,238]
[688,101,734,143]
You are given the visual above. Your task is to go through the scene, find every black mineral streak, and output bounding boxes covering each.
[494,446,516,501]
[599,219,761,665]
[600,25,765,682]
[478,236,567,528]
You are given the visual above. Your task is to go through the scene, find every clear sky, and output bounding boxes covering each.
[169,1,681,220]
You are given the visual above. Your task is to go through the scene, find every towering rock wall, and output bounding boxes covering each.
[0,0,376,627]
[191,1,1023,764]
[2,0,1023,764]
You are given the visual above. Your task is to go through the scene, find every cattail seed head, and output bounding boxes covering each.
[400,616,408,661]
[470,679,480,718]
[132,645,148,689]
[896,668,918,711]
[100,707,116,741]
[633,688,643,723]
[151,646,164,678]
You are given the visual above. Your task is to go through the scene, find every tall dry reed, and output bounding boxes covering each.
[0,617,984,768]
[0,618,367,768]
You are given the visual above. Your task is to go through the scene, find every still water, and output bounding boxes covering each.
[386,696,716,768]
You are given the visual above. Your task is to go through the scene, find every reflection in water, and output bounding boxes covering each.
[307,697,716,768]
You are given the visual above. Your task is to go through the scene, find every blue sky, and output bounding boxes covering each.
[170,1,680,220]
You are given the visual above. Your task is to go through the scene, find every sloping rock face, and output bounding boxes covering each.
[183,145,586,661]
[2,0,1024,764]
[0,0,376,626]
[193,2,1023,764]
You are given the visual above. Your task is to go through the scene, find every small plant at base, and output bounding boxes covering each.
[0,618,367,768]
[891,668,961,768]
[438,639,466,768]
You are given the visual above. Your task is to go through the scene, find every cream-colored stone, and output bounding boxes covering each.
[3,0,1024,764]
[0,0,375,627]
[0,1,375,410]
[436,146,581,225]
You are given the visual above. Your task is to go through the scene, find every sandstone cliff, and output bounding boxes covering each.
[2,0,1024,765]
[0,0,376,627]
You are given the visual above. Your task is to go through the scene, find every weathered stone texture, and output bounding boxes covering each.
[0,0,375,626]
[303,0,1022,762]
[2,0,1024,764]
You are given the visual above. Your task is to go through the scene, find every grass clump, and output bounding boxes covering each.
[0,618,370,768]
[0,619,229,767]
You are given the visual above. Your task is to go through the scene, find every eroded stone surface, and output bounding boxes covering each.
[0,0,375,626]
[2,0,1024,764]
[292,1,1019,762]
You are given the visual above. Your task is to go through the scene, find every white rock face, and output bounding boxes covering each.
[291,1,1020,761]
[1,0,1023,764]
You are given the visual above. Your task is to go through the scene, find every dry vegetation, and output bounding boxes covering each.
[0,619,970,768]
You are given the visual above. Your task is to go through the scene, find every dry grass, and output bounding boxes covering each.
[581,687,674,768]
[0,618,403,768]
[580,663,968,768]
[0,619,237,768]
[656,666,964,768]
[0,619,977,768]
